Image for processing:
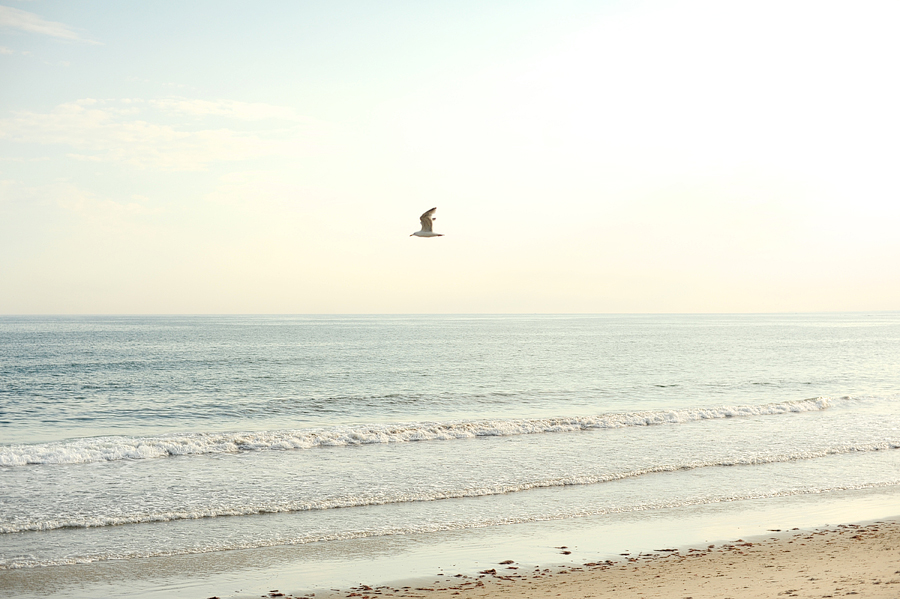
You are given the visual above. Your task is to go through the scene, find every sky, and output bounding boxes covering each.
[1,0,899,314]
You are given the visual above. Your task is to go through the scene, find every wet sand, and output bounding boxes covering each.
[256,520,900,599]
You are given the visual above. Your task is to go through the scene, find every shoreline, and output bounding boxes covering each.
[2,494,899,598]
[302,519,900,599]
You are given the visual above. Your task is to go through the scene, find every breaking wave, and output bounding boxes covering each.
[0,396,846,467]
[3,435,897,534]
[2,477,898,569]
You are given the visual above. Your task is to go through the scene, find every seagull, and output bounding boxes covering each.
[410,207,443,237]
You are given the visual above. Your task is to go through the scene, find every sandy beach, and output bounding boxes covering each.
[249,520,900,599]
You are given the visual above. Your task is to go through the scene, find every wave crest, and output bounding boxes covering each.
[0,396,842,467]
[1,439,897,535]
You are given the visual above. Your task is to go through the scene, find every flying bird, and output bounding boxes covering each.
[410,207,443,237]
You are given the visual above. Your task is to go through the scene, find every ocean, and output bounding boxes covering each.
[1,314,899,598]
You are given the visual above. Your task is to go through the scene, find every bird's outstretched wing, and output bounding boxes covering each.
[419,207,437,232]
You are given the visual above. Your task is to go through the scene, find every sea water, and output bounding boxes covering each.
[1,314,899,597]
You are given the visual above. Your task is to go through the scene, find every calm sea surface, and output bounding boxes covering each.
[1,314,899,591]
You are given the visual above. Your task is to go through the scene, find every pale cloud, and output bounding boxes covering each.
[0,45,13,54]
[54,184,158,221]
[0,98,316,171]
[150,98,311,122]
[0,179,161,256]
[0,5,99,43]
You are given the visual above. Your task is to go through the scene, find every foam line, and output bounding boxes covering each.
[0,396,845,467]
[3,437,896,534]
[2,478,898,569]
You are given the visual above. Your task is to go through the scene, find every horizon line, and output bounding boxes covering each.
[1,310,897,317]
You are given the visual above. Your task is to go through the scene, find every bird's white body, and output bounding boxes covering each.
[411,207,443,237]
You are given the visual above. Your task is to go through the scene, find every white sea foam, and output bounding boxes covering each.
[0,396,847,467]
[2,436,896,534]
[2,478,898,569]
